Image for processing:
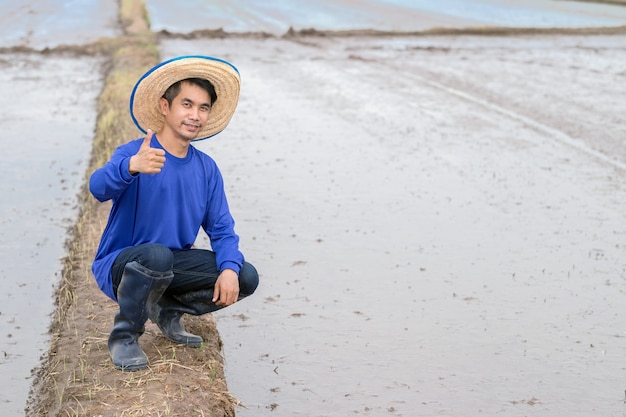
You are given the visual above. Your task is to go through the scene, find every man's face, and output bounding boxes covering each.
[160,81,211,141]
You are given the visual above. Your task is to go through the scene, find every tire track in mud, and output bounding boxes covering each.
[393,67,626,172]
[337,40,623,172]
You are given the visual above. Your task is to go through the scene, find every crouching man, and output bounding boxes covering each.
[89,55,259,371]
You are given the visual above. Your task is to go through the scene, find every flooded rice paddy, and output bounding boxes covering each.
[0,54,103,415]
[1,0,626,415]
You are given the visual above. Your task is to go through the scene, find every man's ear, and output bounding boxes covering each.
[159,97,169,115]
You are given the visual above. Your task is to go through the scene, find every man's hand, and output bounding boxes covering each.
[128,129,166,174]
[213,269,240,307]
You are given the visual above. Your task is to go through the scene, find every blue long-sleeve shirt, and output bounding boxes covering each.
[89,134,243,300]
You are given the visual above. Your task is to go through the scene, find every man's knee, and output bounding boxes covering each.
[239,262,259,296]
[136,243,174,272]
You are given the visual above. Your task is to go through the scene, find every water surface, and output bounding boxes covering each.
[0,0,119,49]
[163,33,626,416]
[0,54,102,416]
[146,0,626,34]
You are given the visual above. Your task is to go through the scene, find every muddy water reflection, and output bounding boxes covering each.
[145,0,626,34]
[0,0,119,49]
[0,55,102,415]
[164,35,626,416]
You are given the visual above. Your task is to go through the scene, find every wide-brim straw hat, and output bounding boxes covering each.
[130,55,240,141]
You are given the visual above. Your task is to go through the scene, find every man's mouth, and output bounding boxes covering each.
[183,122,200,131]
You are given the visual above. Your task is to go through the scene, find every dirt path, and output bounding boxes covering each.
[25,3,239,416]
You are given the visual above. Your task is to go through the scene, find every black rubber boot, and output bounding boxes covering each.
[149,289,220,348]
[108,261,173,371]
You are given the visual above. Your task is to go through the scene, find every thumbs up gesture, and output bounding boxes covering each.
[128,129,166,174]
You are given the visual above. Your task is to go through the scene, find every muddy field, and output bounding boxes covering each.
[145,0,626,33]
[0,54,103,415]
[0,0,119,49]
[182,33,626,416]
[1,0,626,416]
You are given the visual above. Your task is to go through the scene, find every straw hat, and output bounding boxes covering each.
[130,55,240,141]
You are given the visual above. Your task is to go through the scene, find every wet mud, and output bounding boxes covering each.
[145,0,626,34]
[168,34,626,416]
[0,54,103,415]
[0,0,120,49]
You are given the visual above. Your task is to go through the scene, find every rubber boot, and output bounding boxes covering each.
[149,289,221,348]
[108,261,173,371]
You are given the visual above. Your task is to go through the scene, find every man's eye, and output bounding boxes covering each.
[200,106,210,112]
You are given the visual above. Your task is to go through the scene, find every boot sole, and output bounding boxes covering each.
[113,361,148,371]
[163,334,203,348]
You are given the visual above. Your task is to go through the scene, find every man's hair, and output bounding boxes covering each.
[162,78,217,107]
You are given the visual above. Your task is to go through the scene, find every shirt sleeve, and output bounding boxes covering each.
[202,164,244,275]
[89,142,138,202]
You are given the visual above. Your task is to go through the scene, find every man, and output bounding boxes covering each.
[89,56,258,371]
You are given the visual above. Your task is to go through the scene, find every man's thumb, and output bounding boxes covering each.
[142,129,153,147]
